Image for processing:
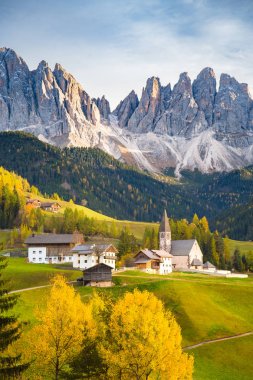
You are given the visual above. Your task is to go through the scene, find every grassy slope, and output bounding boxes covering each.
[3,258,81,290]
[28,194,157,239]
[10,267,253,379]
[190,335,253,380]
[228,238,253,254]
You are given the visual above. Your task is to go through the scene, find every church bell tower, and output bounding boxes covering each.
[159,210,171,253]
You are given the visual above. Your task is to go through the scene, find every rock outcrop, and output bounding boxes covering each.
[113,90,139,128]
[94,95,111,123]
[128,77,163,132]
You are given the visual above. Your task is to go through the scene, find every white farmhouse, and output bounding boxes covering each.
[72,243,118,270]
[25,233,83,264]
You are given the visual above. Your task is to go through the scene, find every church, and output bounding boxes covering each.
[134,210,203,274]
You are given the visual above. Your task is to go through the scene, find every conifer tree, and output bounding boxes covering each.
[0,256,29,378]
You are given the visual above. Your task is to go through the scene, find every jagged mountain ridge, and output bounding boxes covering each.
[1,47,253,174]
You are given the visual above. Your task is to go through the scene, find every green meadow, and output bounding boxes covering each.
[228,238,253,255]
[3,258,80,290]
[2,259,253,379]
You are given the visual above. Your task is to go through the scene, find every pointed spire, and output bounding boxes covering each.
[159,209,171,232]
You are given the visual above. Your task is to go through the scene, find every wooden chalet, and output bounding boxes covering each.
[26,199,41,208]
[40,202,61,213]
[81,263,113,287]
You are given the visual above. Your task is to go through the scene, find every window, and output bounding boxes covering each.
[39,251,42,254]
[33,251,36,254]
[33,258,36,262]
[39,258,42,262]
[84,260,87,263]
[78,260,80,264]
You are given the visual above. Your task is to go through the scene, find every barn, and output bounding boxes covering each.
[81,263,113,287]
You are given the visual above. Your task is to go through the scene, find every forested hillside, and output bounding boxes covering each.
[0,166,31,228]
[0,132,253,239]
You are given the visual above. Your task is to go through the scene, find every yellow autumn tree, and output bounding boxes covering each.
[100,289,193,380]
[29,275,93,380]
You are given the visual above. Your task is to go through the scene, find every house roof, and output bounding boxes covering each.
[203,261,216,268]
[191,258,202,266]
[25,233,80,245]
[72,243,117,254]
[135,249,172,264]
[40,202,60,207]
[137,249,160,260]
[159,210,171,233]
[152,249,173,258]
[171,240,196,256]
[83,263,112,273]
[135,258,151,264]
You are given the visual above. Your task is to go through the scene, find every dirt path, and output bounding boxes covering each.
[9,281,77,294]
[183,331,253,350]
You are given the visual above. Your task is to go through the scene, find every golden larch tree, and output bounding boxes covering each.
[30,275,92,380]
[100,289,193,380]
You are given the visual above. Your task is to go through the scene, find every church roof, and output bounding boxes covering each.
[171,240,196,256]
[159,210,171,233]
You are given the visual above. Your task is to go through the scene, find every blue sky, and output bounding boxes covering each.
[1,0,253,108]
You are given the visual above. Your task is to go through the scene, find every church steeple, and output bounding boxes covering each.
[159,210,171,253]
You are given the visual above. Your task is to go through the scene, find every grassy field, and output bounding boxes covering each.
[190,335,253,380]
[4,261,253,379]
[228,239,253,255]
[3,257,81,290]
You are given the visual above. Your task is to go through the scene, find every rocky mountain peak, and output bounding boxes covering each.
[113,90,139,128]
[94,95,111,123]
[192,67,216,126]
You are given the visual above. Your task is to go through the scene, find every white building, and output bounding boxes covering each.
[72,243,118,270]
[25,233,83,264]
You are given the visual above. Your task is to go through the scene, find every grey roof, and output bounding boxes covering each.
[135,258,151,264]
[72,243,116,254]
[191,258,202,266]
[139,249,160,260]
[159,210,171,233]
[171,240,196,256]
[152,250,173,258]
[25,234,78,245]
[203,261,216,269]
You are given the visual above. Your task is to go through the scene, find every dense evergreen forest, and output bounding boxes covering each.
[0,132,252,239]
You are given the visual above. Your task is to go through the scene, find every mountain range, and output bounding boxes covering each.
[1,47,253,174]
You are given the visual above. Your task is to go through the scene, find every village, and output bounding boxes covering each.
[24,210,246,286]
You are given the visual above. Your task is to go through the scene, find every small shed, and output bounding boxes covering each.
[82,263,113,287]
[203,261,216,272]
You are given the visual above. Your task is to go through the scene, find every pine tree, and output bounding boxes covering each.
[0,256,29,378]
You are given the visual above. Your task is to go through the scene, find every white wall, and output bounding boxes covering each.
[73,250,116,270]
[28,247,73,264]
[28,247,47,263]
[159,257,172,274]
[189,241,203,268]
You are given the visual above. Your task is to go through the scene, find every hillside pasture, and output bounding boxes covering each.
[11,268,253,379]
[3,257,81,290]
[228,238,253,255]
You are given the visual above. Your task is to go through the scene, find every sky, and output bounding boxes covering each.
[0,0,253,108]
